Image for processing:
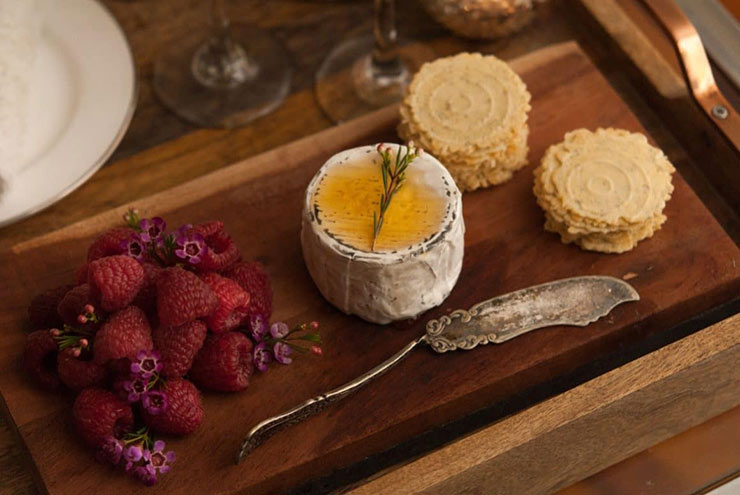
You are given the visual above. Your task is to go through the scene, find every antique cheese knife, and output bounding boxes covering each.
[236,275,639,462]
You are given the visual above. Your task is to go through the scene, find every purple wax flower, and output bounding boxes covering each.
[121,234,146,261]
[273,341,293,365]
[131,463,157,486]
[95,436,124,465]
[248,314,269,342]
[252,342,272,372]
[143,440,176,475]
[130,350,163,378]
[123,444,144,472]
[123,376,149,403]
[139,217,166,243]
[270,322,289,339]
[174,231,207,265]
[141,390,169,415]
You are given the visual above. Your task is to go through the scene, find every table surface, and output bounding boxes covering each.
[1,1,739,494]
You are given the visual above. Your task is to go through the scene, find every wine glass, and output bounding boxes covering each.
[153,0,292,128]
[315,0,435,124]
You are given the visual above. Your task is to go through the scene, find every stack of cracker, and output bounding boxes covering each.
[398,52,531,192]
[533,128,675,253]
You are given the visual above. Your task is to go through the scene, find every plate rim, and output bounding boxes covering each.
[0,0,138,229]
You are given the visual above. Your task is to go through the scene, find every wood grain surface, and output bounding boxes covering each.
[0,3,577,494]
[1,42,739,495]
[3,1,740,494]
[0,0,456,251]
[575,0,740,219]
[10,0,739,252]
[579,0,687,99]
[351,312,740,495]
[722,0,740,21]
[3,0,737,252]
[558,405,740,495]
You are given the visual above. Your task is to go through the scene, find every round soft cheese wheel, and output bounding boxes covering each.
[301,144,464,324]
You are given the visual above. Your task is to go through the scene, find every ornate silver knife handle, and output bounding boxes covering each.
[235,336,426,463]
[234,276,638,463]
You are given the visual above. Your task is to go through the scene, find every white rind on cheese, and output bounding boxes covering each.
[301,144,465,324]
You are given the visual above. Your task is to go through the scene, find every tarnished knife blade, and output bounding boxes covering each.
[236,275,639,462]
[424,276,639,352]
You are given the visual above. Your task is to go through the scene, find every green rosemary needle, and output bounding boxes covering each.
[371,142,421,251]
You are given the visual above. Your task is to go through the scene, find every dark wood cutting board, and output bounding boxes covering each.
[1,42,739,495]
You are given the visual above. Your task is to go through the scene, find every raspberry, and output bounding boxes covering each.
[57,348,107,390]
[23,330,60,390]
[152,320,207,378]
[224,261,272,319]
[190,332,253,392]
[192,221,240,272]
[141,379,203,436]
[74,263,89,285]
[88,255,145,312]
[108,358,135,383]
[73,388,134,448]
[87,227,136,262]
[156,267,218,327]
[57,284,96,326]
[28,284,73,330]
[200,273,250,333]
[193,221,222,238]
[131,262,162,317]
[94,306,153,365]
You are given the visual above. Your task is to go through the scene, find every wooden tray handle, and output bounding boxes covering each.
[640,0,740,154]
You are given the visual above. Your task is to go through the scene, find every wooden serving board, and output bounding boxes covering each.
[1,42,739,495]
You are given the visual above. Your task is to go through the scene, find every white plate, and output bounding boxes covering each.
[0,0,136,228]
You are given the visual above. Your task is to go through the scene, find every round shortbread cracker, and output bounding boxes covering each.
[533,128,675,253]
[400,52,530,156]
[536,128,674,226]
[399,119,529,192]
[398,52,531,192]
[544,211,666,254]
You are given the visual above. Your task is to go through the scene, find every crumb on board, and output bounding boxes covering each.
[622,272,638,281]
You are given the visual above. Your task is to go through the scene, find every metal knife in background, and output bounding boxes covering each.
[673,0,740,93]
[235,275,639,463]
[641,0,740,153]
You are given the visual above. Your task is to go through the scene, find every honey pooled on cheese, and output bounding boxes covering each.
[301,144,465,324]
[311,151,449,252]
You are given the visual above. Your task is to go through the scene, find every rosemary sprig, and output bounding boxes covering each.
[371,142,421,251]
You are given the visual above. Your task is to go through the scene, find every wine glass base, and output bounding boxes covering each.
[315,34,435,124]
[154,25,292,129]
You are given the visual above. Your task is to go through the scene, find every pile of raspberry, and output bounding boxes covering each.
[22,209,321,486]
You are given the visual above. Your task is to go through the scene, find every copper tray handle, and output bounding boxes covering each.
[641,0,740,153]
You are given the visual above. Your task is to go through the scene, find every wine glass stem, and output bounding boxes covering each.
[372,0,402,75]
[191,0,258,89]
[211,0,230,37]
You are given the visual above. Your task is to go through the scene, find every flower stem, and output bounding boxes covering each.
[146,374,161,391]
[123,427,150,446]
